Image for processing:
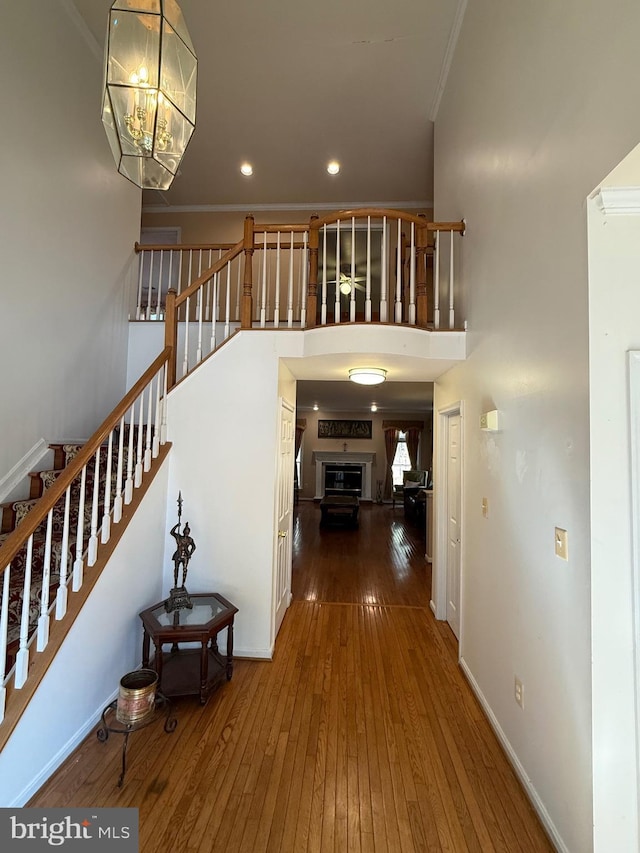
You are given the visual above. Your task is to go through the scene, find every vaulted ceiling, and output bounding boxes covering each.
[73,0,465,210]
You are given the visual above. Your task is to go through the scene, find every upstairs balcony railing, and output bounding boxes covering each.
[134,208,464,385]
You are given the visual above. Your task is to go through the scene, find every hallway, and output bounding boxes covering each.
[29,502,553,851]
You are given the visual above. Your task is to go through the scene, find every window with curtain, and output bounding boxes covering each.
[391,431,413,485]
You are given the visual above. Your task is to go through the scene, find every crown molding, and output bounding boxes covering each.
[430,0,468,122]
[594,186,640,216]
[142,200,433,214]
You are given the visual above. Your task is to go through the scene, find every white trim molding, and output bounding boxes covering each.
[593,186,640,216]
[429,0,469,121]
[627,350,640,828]
[0,438,49,504]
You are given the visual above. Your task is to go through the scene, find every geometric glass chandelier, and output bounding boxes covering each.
[101,0,197,190]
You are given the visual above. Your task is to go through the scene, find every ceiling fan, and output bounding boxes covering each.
[327,270,367,295]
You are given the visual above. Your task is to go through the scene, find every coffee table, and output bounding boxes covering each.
[320,495,359,527]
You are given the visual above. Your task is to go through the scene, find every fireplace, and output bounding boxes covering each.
[312,451,376,500]
[324,463,363,496]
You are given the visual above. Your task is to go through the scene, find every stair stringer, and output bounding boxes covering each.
[0,448,171,807]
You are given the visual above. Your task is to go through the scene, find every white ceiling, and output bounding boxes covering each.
[72,0,465,209]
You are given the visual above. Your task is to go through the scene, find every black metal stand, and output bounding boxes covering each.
[96,692,177,787]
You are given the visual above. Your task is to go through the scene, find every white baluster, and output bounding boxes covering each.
[300,232,308,328]
[365,216,372,322]
[135,394,144,488]
[177,249,184,294]
[136,250,145,319]
[215,249,222,322]
[153,373,161,457]
[260,232,268,327]
[14,535,34,688]
[160,366,168,446]
[235,255,242,323]
[37,509,54,651]
[156,250,164,318]
[113,418,125,523]
[146,250,154,320]
[182,294,190,378]
[205,249,212,321]
[274,232,281,327]
[449,229,455,329]
[350,218,356,323]
[334,221,341,324]
[210,274,218,352]
[101,431,114,543]
[55,486,71,620]
[434,230,441,329]
[321,225,328,326]
[409,222,416,325]
[124,404,135,504]
[395,218,402,323]
[0,565,11,720]
[87,448,101,567]
[72,466,87,591]
[287,231,294,327]
[166,250,174,319]
[195,250,203,363]
[225,260,232,340]
[380,216,388,322]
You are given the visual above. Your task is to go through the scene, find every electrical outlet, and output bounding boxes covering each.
[514,677,524,709]
[481,497,488,517]
[555,527,568,560]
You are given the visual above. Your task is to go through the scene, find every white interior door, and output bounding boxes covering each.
[446,413,462,638]
[273,398,295,638]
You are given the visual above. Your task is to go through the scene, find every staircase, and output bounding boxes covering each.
[0,349,171,749]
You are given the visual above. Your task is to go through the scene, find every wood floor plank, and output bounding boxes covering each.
[29,502,554,853]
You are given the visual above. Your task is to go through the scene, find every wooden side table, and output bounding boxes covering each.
[139,593,238,705]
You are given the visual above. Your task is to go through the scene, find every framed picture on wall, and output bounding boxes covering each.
[317,420,372,439]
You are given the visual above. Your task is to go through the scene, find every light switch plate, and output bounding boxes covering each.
[555,527,568,560]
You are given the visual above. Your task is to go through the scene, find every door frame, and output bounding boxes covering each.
[433,401,464,647]
[271,396,295,645]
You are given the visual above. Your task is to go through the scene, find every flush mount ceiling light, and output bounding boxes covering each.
[349,368,387,386]
[240,162,253,176]
[101,0,197,191]
[327,160,340,175]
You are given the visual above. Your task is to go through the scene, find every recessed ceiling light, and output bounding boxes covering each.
[349,368,386,385]
[240,163,253,176]
[371,403,378,412]
[313,403,319,411]
[327,160,340,175]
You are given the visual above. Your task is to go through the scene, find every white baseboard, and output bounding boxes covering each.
[234,647,273,661]
[0,439,49,504]
[10,685,120,807]
[430,599,437,616]
[459,658,567,853]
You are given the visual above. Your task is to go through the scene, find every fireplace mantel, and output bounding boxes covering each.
[312,451,376,500]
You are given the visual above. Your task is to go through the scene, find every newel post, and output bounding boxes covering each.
[241,215,255,329]
[164,288,177,389]
[306,214,319,328]
[416,214,429,328]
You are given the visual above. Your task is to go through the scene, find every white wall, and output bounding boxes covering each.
[433,2,640,851]
[163,332,301,659]
[0,1,140,481]
[588,192,640,850]
[0,455,169,807]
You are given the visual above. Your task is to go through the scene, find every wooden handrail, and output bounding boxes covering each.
[253,224,309,234]
[0,348,172,574]
[135,242,235,253]
[174,241,243,309]
[308,208,465,235]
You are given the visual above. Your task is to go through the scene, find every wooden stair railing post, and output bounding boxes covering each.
[241,215,254,329]
[416,214,429,328]
[164,288,178,389]
[306,215,319,329]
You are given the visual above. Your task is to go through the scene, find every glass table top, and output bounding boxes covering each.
[151,595,228,627]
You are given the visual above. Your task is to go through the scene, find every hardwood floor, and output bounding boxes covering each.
[29,502,554,852]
